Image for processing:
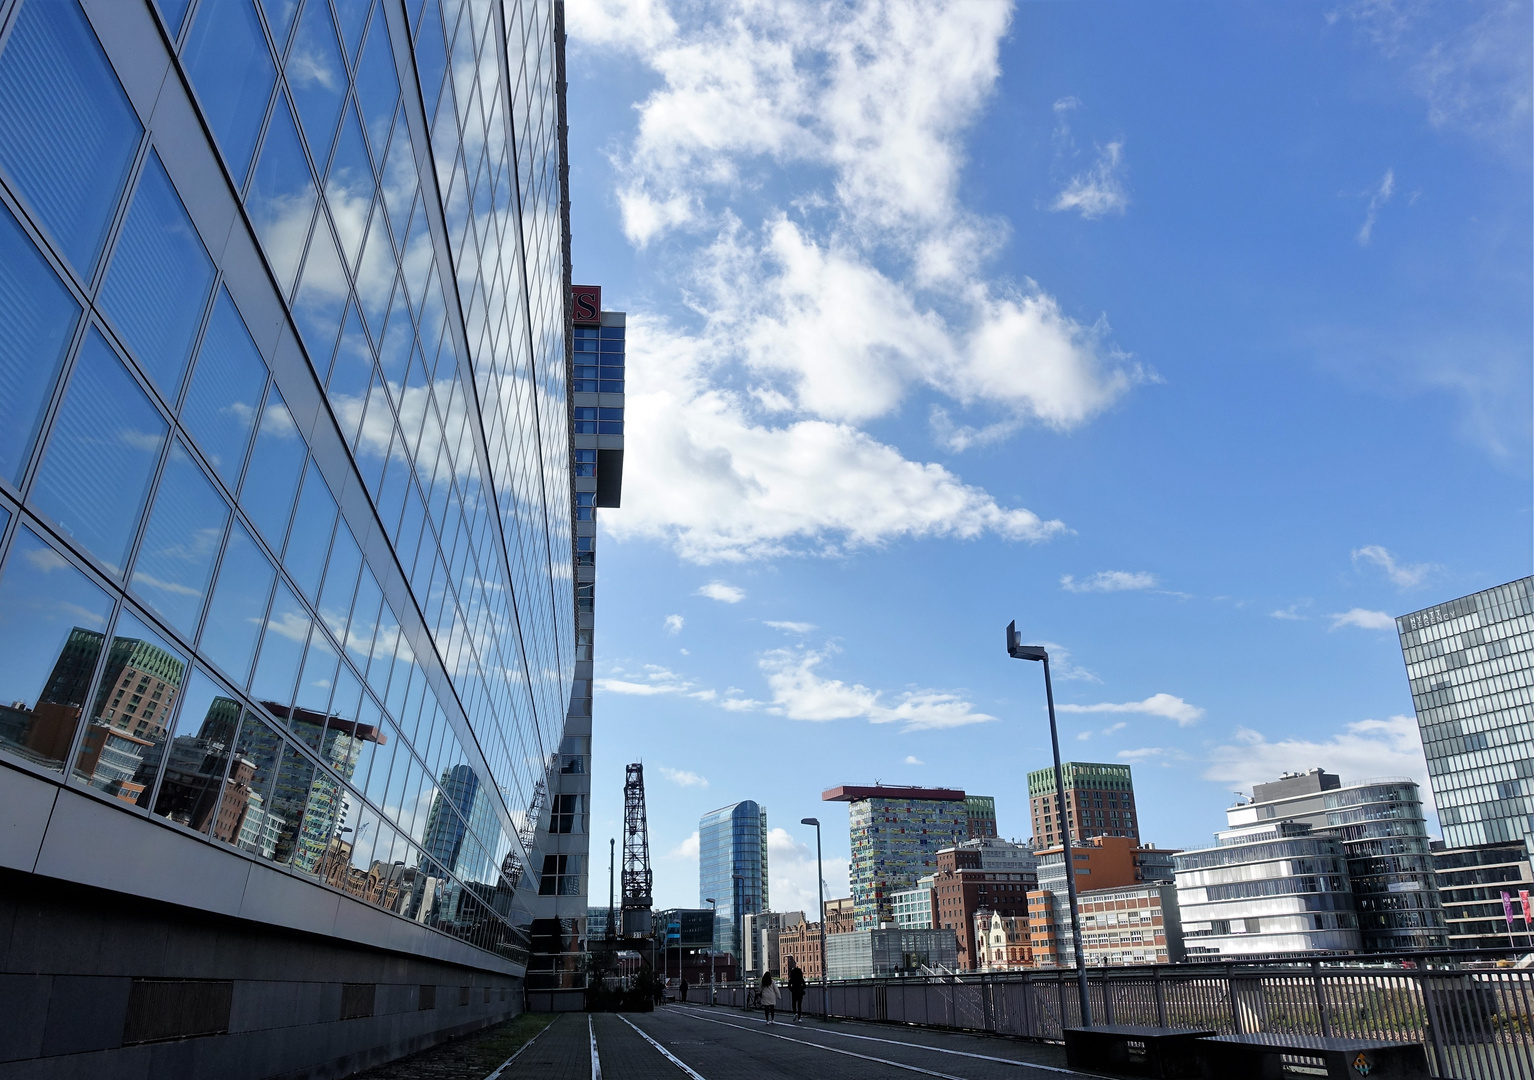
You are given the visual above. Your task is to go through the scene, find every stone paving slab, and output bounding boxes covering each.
[497,1013,591,1080]
[344,1014,556,1079]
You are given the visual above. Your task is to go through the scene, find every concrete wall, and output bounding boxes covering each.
[0,867,520,1080]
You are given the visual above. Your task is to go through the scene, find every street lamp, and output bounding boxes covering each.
[801,817,828,1019]
[1007,620,1092,1028]
[705,898,717,1005]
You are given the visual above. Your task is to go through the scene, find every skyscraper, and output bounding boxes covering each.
[823,783,969,930]
[699,800,769,960]
[1397,578,1534,849]
[1028,761,1140,847]
[0,0,583,1071]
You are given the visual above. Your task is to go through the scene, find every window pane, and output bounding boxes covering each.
[247,94,317,295]
[225,711,285,857]
[0,527,113,770]
[0,0,142,277]
[239,387,306,548]
[32,330,167,577]
[151,666,240,834]
[283,460,337,602]
[70,608,184,807]
[99,153,215,401]
[287,0,346,172]
[293,629,337,717]
[0,202,79,486]
[325,304,373,444]
[198,522,273,685]
[259,0,299,51]
[344,566,382,673]
[355,215,397,342]
[332,0,369,61]
[317,520,361,639]
[325,106,374,268]
[291,762,345,876]
[400,199,433,315]
[130,442,228,638]
[292,217,349,364]
[154,0,192,37]
[376,292,412,381]
[181,289,267,489]
[380,114,418,242]
[265,740,315,864]
[250,581,308,711]
[182,0,276,184]
[355,8,399,156]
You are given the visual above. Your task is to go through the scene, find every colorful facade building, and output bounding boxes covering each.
[824,783,969,929]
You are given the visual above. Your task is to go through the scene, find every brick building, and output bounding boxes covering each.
[931,845,1035,970]
[1028,761,1139,847]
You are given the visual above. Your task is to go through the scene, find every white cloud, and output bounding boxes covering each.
[595,664,696,695]
[766,826,850,914]
[1270,602,1311,621]
[1342,0,1532,152]
[658,766,709,788]
[1203,715,1434,812]
[1356,168,1395,245]
[1117,746,1183,763]
[666,831,701,859]
[1353,545,1432,588]
[1061,570,1159,593]
[569,0,1142,562]
[766,620,816,634]
[1330,608,1397,631]
[664,614,686,634]
[904,755,924,765]
[1054,140,1129,219]
[760,646,995,731]
[697,581,746,603]
[1057,693,1205,727]
[606,315,1068,563]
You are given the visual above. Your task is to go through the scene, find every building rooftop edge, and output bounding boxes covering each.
[822,784,966,802]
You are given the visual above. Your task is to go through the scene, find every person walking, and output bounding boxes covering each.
[759,971,780,1024]
[787,959,807,1022]
[680,976,689,1004]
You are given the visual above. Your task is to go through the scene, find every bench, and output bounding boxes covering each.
[1063,1025,1218,1079]
[1193,1034,1431,1079]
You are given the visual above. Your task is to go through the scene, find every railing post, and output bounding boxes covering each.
[1154,965,1167,1028]
[1312,960,1331,1038]
[1102,967,1114,1025]
[1227,963,1241,1033]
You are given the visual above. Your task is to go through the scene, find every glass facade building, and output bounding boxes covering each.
[0,0,585,1067]
[699,800,769,960]
[1398,578,1534,849]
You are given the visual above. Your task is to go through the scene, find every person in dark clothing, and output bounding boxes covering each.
[787,959,808,1022]
[680,977,689,1003]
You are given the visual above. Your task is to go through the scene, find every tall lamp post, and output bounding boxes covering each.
[801,817,828,1019]
[1007,620,1092,1028]
[705,898,717,1005]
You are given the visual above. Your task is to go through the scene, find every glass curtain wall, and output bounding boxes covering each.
[0,0,572,963]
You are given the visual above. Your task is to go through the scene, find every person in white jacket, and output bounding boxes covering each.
[759,972,780,1024]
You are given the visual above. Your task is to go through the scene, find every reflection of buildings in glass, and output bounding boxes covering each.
[94,633,185,739]
[0,626,106,765]
[422,764,494,885]
[151,695,240,833]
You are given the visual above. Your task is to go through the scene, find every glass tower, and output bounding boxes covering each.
[1398,578,1534,849]
[699,800,769,960]
[0,0,581,1058]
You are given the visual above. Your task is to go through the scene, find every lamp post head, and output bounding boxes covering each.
[1007,622,1048,662]
[801,817,820,827]
[705,898,716,906]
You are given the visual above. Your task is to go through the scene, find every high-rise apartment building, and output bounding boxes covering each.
[0,0,588,1070]
[699,800,769,960]
[1028,761,1139,847]
[966,794,998,838]
[824,783,970,929]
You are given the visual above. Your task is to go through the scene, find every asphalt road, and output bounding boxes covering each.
[498,1006,1079,1080]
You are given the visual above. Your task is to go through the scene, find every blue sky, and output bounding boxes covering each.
[562,0,1532,914]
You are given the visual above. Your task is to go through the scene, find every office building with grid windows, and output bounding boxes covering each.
[1028,761,1139,848]
[0,0,588,1071]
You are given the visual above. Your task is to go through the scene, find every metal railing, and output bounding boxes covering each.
[706,952,1534,1080]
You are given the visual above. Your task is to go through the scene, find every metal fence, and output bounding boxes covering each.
[706,953,1534,1080]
